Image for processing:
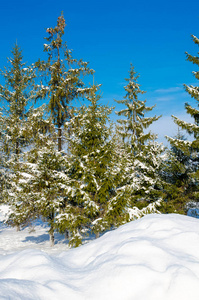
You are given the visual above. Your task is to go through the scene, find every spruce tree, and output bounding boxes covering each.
[0,44,36,159]
[29,13,95,245]
[5,107,55,226]
[166,131,192,187]
[160,131,192,214]
[115,64,163,219]
[0,124,7,204]
[37,13,93,152]
[0,44,35,209]
[63,85,117,239]
[16,137,70,246]
[166,34,199,210]
[0,44,53,230]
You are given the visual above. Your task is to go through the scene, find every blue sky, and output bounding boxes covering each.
[1,0,199,145]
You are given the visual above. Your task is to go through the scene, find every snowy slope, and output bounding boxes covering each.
[0,205,199,300]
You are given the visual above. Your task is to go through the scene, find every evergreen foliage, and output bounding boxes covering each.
[166,34,199,212]
[161,132,192,214]
[16,138,70,246]
[0,44,37,158]
[1,13,199,248]
[3,106,54,230]
[115,64,163,218]
[36,13,93,151]
[63,85,117,239]
[0,45,55,230]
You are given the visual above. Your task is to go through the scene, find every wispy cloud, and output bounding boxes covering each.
[154,86,183,94]
[147,85,192,111]
[151,86,186,103]
[155,95,176,102]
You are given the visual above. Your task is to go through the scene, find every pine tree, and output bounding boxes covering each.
[28,13,95,245]
[0,44,35,206]
[166,34,199,211]
[167,131,192,186]
[0,44,53,230]
[115,64,163,219]
[16,137,70,246]
[4,113,76,246]
[104,133,132,226]
[0,123,7,203]
[3,108,54,231]
[0,44,37,159]
[62,85,117,240]
[36,13,93,152]
[160,131,192,214]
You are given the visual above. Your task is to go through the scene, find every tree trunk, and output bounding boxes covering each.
[95,232,100,239]
[49,230,55,246]
[65,230,71,240]
[49,213,55,246]
[16,140,19,156]
[58,126,62,152]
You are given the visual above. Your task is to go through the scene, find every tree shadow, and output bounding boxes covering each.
[22,232,69,245]
[23,234,50,244]
[0,221,7,233]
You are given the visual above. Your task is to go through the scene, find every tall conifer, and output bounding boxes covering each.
[166,34,199,205]
[62,85,117,240]
[37,13,93,151]
[0,44,52,230]
[0,45,36,159]
[115,64,163,218]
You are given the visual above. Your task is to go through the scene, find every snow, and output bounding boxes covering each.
[1,205,199,299]
[128,198,162,219]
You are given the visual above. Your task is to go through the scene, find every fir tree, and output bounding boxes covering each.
[0,44,37,159]
[31,13,95,244]
[0,44,53,230]
[18,138,70,246]
[36,13,93,152]
[167,131,192,187]
[115,64,160,149]
[115,64,163,219]
[160,131,192,214]
[0,127,7,203]
[5,115,76,246]
[63,85,117,239]
[166,34,199,210]
[3,105,54,230]
[0,44,36,209]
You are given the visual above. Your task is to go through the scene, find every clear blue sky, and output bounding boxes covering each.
[1,0,199,145]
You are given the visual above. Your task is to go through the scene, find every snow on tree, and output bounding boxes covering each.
[165,131,195,189]
[160,131,193,214]
[0,44,55,231]
[0,44,37,159]
[3,106,54,230]
[114,64,163,219]
[36,13,94,152]
[62,85,118,239]
[4,117,83,246]
[19,140,71,246]
[166,34,199,208]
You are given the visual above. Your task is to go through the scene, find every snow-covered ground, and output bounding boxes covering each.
[1,205,199,299]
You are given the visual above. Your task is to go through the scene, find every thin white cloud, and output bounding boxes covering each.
[154,86,183,94]
[155,95,176,102]
[148,86,192,106]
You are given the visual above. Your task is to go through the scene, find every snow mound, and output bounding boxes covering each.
[1,213,199,299]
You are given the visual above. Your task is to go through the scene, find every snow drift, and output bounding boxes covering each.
[0,209,199,299]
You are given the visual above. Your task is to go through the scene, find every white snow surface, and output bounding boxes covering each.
[1,205,199,299]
